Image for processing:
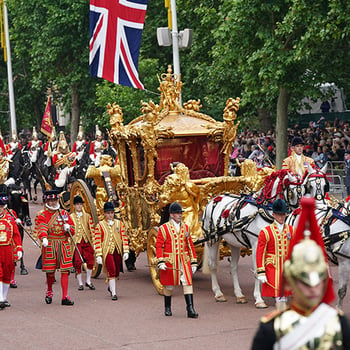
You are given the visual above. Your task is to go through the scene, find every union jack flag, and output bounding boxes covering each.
[89,0,148,89]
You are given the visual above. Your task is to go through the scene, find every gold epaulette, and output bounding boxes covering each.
[261,309,282,324]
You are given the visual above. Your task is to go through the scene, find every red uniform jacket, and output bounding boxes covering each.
[36,209,75,273]
[156,221,197,286]
[256,222,295,297]
[0,215,22,252]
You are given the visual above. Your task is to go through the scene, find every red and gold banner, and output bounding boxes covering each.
[40,96,53,138]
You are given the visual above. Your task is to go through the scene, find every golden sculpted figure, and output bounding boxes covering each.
[85,155,122,219]
[0,149,9,184]
[159,163,202,240]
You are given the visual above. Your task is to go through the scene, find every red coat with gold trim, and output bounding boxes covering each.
[256,222,295,297]
[156,221,197,286]
[35,209,75,273]
[0,216,22,252]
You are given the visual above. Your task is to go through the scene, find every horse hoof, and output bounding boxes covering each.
[215,295,227,302]
[236,296,248,304]
[255,302,268,309]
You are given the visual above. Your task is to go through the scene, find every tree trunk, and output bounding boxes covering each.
[70,86,80,145]
[275,87,290,169]
[257,108,273,133]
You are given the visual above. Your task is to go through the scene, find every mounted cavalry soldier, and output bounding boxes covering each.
[72,125,88,162]
[52,131,76,190]
[89,125,107,167]
[70,195,96,291]
[44,126,58,167]
[27,127,42,163]
[7,130,22,160]
[35,189,75,306]
[252,196,350,349]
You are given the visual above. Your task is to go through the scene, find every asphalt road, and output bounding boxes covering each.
[2,199,350,350]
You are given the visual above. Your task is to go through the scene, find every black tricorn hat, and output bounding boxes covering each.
[292,136,304,147]
[104,201,115,212]
[73,195,84,205]
[169,202,183,213]
[272,199,288,214]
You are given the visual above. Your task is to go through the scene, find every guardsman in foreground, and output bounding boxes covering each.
[70,195,96,291]
[94,201,129,301]
[156,202,199,318]
[251,196,350,349]
[0,195,22,309]
[35,190,75,306]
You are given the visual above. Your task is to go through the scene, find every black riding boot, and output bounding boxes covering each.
[164,296,172,316]
[184,294,198,318]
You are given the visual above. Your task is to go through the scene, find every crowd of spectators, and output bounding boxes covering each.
[230,117,350,171]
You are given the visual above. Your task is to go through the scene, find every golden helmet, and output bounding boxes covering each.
[51,126,57,141]
[283,196,335,308]
[32,126,38,140]
[96,125,102,138]
[284,230,328,288]
[77,124,84,140]
[58,131,69,154]
[11,130,18,142]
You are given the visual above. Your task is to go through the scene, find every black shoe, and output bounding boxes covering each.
[20,268,29,275]
[61,297,74,306]
[0,302,5,309]
[78,285,84,291]
[85,282,95,290]
[3,300,11,307]
[10,280,17,288]
[111,295,118,301]
[45,292,53,304]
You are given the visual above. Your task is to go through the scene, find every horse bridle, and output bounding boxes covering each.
[304,172,328,201]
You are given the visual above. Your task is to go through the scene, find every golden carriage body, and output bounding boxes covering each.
[73,66,269,293]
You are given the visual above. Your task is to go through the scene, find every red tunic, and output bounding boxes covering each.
[156,221,197,286]
[256,222,294,297]
[35,209,75,273]
[0,216,22,283]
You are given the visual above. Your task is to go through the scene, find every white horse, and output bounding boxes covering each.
[286,204,350,309]
[201,170,304,308]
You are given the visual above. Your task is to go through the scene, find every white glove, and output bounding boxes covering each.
[64,223,70,232]
[123,253,129,261]
[191,266,197,274]
[15,218,22,225]
[96,256,103,265]
[258,275,268,284]
[42,238,49,247]
[17,251,23,260]
[158,262,167,270]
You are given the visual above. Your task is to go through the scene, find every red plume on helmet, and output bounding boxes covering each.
[282,196,335,304]
[0,137,6,156]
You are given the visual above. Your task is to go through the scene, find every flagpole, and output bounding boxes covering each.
[3,1,16,135]
[169,0,182,105]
